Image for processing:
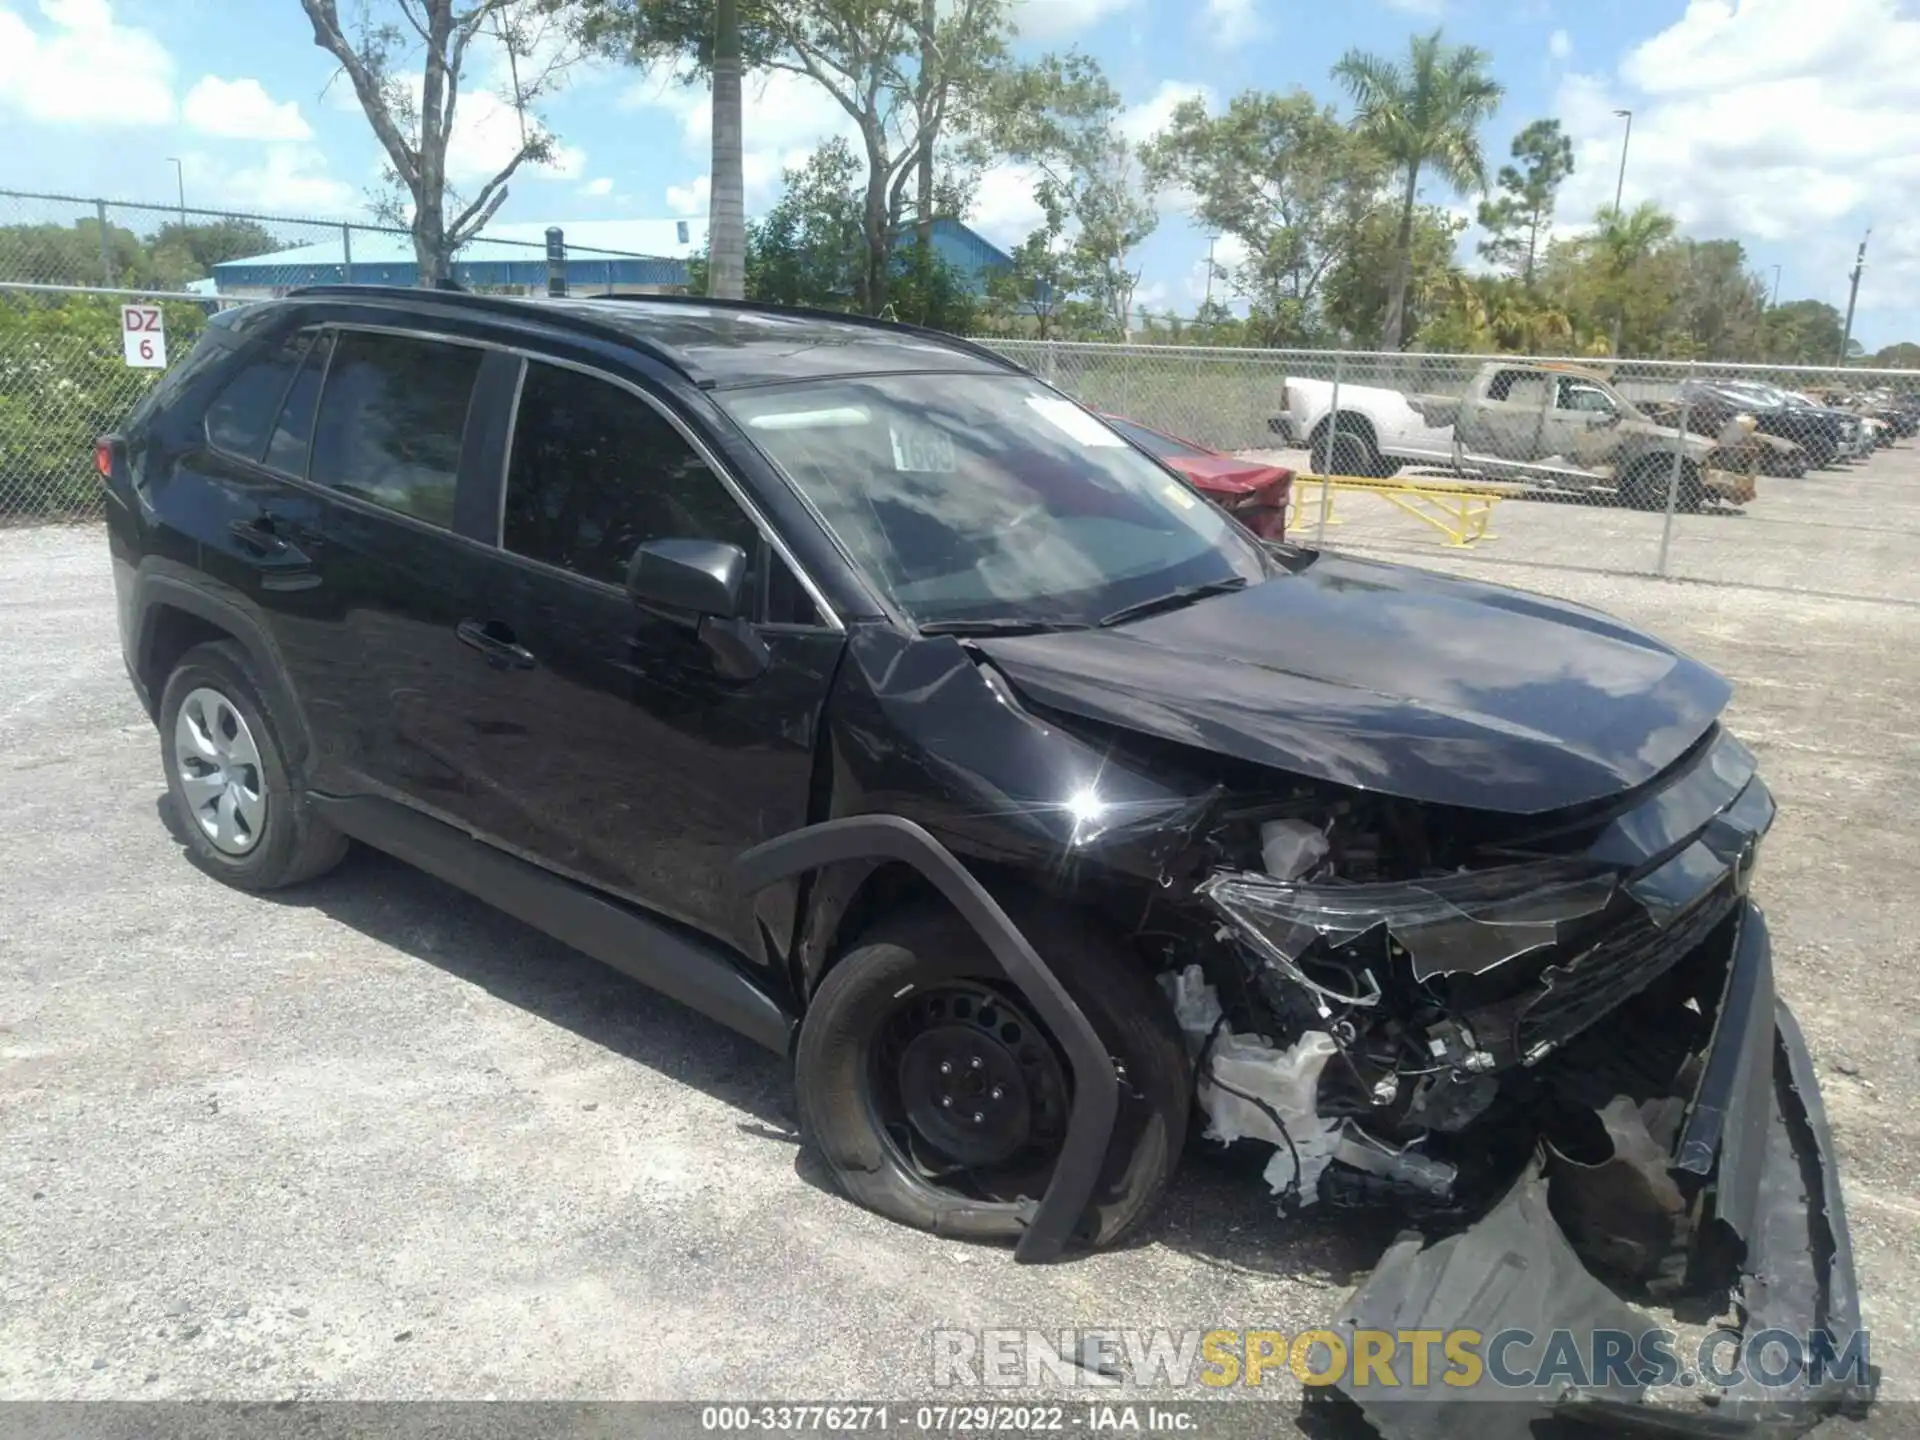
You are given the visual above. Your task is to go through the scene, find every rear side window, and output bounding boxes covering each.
[204,329,311,462]
[309,330,482,528]
[262,330,334,477]
[502,361,760,588]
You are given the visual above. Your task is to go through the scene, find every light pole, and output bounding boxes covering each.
[1770,264,1782,308]
[1202,233,1218,319]
[166,158,185,226]
[1838,229,1870,366]
[1611,109,1633,217]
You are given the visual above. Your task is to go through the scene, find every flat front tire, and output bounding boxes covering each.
[794,902,1189,1251]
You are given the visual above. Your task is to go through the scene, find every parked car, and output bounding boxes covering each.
[1679,381,1866,467]
[1098,414,1293,539]
[101,290,1866,1434]
[1273,362,1730,510]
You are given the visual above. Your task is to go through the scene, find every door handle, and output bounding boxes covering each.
[457,618,537,671]
[229,516,290,556]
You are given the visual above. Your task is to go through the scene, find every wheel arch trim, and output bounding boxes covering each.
[134,571,315,767]
[734,814,1118,1265]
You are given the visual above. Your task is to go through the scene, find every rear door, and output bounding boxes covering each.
[274,325,508,801]
[430,356,844,954]
[1458,368,1551,462]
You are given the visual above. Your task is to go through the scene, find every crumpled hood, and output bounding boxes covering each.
[976,552,1731,815]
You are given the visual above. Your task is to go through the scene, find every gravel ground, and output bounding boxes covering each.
[1,510,1915,1433]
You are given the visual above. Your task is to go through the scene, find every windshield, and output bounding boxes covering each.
[722,373,1271,627]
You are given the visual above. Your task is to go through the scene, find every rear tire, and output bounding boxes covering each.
[794,900,1189,1250]
[158,641,348,892]
[1311,420,1396,478]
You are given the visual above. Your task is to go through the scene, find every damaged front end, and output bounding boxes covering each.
[1165,727,1871,1434]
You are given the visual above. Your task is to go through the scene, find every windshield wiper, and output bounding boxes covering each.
[916,618,1093,637]
[1096,576,1250,629]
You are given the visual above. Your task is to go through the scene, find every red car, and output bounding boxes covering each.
[1101,415,1294,540]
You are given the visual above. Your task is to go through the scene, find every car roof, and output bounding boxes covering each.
[284,286,1022,390]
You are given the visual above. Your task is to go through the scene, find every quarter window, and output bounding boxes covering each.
[502,361,760,589]
[204,330,311,463]
[308,330,481,528]
[262,330,334,477]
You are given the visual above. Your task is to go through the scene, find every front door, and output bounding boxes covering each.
[441,358,844,955]
[1546,376,1626,468]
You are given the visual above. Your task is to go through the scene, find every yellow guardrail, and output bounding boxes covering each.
[1290,473,1507,548]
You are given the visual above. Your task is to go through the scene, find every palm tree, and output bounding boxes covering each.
[1333,30,1504,351]
[707,0,747,299]
[1591,200,1678,352]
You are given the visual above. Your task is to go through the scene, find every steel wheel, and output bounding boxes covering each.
[870,981,1071,1201]
[171,686,267,855]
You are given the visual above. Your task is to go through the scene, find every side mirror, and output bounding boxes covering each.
[625,538,748,618]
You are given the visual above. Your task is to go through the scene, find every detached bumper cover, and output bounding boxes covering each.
[1331,902,1873,1438]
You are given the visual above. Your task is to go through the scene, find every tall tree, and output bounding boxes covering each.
[301,0,570,284]
[1142,90,1383,344]
[1333,29,1504,351]
[984,53,1156,339]
[571,0,757,299]
[1588,200,1679,352]
[1476,118,1573,286]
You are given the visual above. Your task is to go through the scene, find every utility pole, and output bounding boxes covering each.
[1769,264,1782,308]
[1838,230,1870,366]
[1202,233,1217,321]
[167,157,186,226]
[1612,109,1633,216]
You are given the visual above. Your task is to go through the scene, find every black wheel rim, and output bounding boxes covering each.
[867,981,1071,1201]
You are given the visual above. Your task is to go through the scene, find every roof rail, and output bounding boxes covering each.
[582,291,1029,376]
[281,284,710,387]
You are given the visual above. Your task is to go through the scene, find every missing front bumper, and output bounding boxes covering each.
[1328,901,1872,1437]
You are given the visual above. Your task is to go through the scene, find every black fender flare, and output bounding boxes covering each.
[734,815,1118,1265]
[134,569,315,767]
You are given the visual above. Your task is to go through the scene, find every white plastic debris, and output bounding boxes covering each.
[1260,819,1330,880]
[1157,964,1342,1204]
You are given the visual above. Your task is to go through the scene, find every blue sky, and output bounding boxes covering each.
[3,0,1915,347]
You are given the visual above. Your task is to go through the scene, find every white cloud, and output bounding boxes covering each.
[1383,0,1446,13]
[1548,28,1573,62]
[1201,0,1265,46]
[1120,80,1213,146]
[1009,0,1140,40]
[580,177,614,198]
[183,76,312,141]
[1550,0,1920,333]
[439,86,586,185]
[0,0,174,127]
[194,145,357,217]
[622,64,858,160]
[667,175,710,217]
[963,162,1050,248]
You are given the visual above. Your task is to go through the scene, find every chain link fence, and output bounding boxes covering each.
[0,190,681,524]
[987,339,1920,606]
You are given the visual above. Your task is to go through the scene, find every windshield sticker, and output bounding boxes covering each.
[889,425,958,473]
[1162,482,1198,510]
[1025,397,1126,448]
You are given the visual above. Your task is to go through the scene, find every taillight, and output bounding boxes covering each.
[95,437,115,478]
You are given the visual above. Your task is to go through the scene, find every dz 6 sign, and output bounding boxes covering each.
[121,305,168,369]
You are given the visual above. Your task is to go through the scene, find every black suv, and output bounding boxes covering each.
[103,290,1865,1428]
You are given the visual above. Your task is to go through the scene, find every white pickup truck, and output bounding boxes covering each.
[1269,362,1735,509]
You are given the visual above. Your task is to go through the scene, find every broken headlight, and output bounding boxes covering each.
[1199,860,1620,993]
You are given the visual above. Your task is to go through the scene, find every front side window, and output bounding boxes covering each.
[308,331,482,528]
[721,373,1270,627]
[1558,381,1617,415]
[204,329,311,463]
[503,361,761,589]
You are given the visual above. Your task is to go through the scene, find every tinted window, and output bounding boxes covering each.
[261,330,334,477]
[204,330,310,462]
[503,362,760,588]
[309,331,481,527]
